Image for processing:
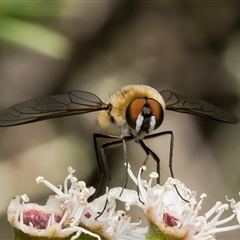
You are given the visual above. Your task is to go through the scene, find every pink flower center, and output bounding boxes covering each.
[22,210,62,229]
[84,212,92,219]
[163,213,178,227]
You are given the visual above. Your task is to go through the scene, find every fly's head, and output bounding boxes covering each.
[125,97,164,139]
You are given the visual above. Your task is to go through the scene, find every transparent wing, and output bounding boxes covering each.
[160,90,239,123]
[0,90,110,127]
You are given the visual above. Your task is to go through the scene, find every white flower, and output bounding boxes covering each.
[7,166,146,240]
[126,164,240,240]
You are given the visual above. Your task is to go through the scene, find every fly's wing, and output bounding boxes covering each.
[0,90,110,126]
[160,90,239,123]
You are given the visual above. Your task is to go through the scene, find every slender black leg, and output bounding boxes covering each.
[99,135,133,188]
[93,133,121,197]
[93,134,134,219]
[143,131,188,202]
[142,130,174,179]
[93,134,134,194]
[120,138,128,194]
[138,139,161,184]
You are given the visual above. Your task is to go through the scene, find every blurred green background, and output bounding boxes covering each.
[0,2,240,239]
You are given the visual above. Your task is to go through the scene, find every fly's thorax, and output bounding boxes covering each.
[97,85,166,138]
[97,108,125,136]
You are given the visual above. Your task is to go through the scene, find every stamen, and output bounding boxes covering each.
[36,177,63,196]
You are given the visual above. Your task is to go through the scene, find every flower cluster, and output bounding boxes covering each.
[8,166,146,240]
[127,165,240,239]
[7,165,240,240]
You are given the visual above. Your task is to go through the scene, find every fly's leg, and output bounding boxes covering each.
[98,135,133,193]
[143,130,174,179]
[138,139,160,184]
[93,133,120,198]
[143,131,188,202]
[93,134,133,219]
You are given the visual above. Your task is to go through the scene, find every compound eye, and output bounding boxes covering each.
[126,98,146,130]
[126,98,164,130]
[146,98,164,129]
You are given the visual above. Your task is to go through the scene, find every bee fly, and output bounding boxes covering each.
[0,85,238,194]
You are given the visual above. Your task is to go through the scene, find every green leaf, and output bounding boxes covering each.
[0,17,72,59]
[0,2,64,17]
